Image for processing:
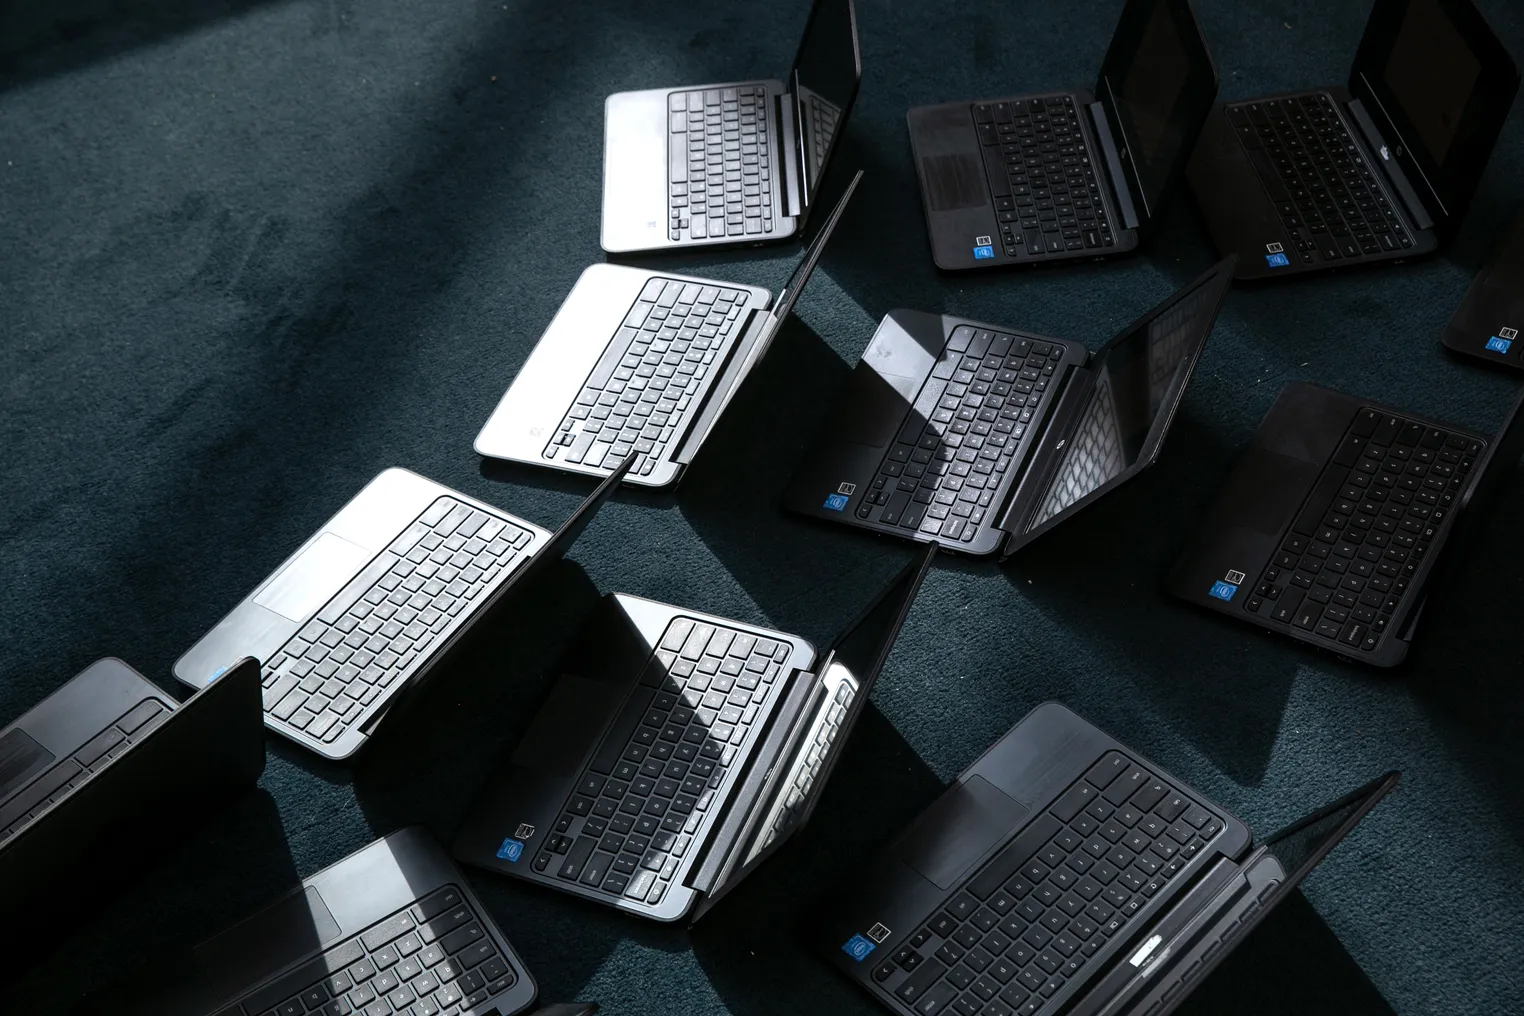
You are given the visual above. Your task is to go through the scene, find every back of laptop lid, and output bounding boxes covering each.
[676,172,860,465]
[788,0,861,208]
[1348,0,1520,238]
[504,452,632,592]
[1093,0,1218,227]
[689,543,936,920]
[0,658,265,925]
[1139,771,1400,1016]
[1000,256,1235,556]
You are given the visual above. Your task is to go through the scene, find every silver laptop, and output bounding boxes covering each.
[599,0,860,254]
[174,461,629,761]
[476,172,859,487]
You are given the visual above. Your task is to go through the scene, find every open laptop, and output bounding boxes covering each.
[0,656,264,926]
[1441,206,1524,368]
[786,257,1234,555]
[1187,0,1519,281]
[174,459,631,761]
[600,0,859,254]
[1169,381,1524,666]
[90,827,554,1016]
[906,0,1217,271]
[815,701,1398,1016]
[477,173,859,487]
[453,543,935,922]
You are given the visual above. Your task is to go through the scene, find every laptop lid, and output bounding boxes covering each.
[1093,0,1219,228]
[690,543,937,920]
[1000,256,1235,556]
[1110,771,1400,1016]
[1347,0,1520,237]
[787,0,861,210]
[0,658,265,924]
[678,171,860,459]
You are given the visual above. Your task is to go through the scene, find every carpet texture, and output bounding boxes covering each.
[4,0,1523,1013]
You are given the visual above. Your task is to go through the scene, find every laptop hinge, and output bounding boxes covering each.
[685,665,818,897]
[1088,102,1140,232]
[1345,98,1434,232]
[993,364,1093,538]
[779,91,803,219]
[672,308,771,466]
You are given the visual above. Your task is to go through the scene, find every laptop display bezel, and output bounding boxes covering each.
[1001,258,1234,556]
[786,0,862,214]
[1093,0,1219,227]
[1347,0,1520,234]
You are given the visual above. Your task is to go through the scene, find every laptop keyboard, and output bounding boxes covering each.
[872,752,1224,1016]
[260,498,533,747]
[973,96,1113,259]
[0,699,167,842]
[1227,94,1411,265]
[668,85,774,241]
[222,885,517,1016]
[858,326,1064,544]
[531,616,792,908]
[1245,410,1477,652]
[544,277,751,477]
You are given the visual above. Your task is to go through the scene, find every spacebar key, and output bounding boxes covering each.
[240,938,365,1015]
[587,327,639,391]
[965,813,1062,899]
[898,378,948,443]
[588,688,655,775]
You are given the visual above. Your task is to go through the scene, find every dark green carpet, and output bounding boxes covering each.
[4,0,1523,1012]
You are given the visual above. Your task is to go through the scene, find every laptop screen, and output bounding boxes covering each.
[1350,0,1519,228]
[1024,261,1231,534]
[790,0,860,204]
[1095,0,1217,221]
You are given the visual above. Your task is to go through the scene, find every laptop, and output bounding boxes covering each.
[453,543,935,922]
[1441,206,1524,368]
[1186,0,1519,281]
[89,827,549,1016]
[174,459,631,761]
[1169,380,1524,666]
[785,257,1235,555]
[476,173,859,487]
[906,0,1217,271]
[600,0,860,254]
[815,701,1398,1016]
[0,656,264,926]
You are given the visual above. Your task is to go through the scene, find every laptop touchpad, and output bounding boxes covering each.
[195,886,340,999]
[892,775,1028,890]
[1221,448,1320,536]
[838,363,921,447]
[511,675,617,778]
[255,532,373,622]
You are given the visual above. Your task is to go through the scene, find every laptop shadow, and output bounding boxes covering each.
[1402,463,1524,846]
[15,788,296,1010]
[350,560,694,999]
[1174,889,1397,1016]
[998,413,1302,787]
[689,705,947,1016]
[676,315,916,641]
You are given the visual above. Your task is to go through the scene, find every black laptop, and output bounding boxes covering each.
[786,258,1234,555]
[0,656,265,927]
[1441,206,1524,368]
[83,827,569,1016]
[906,0,1218,270]
[1169,381,1524,666]
[816,701,1398,1016]
[1187,0,1519,281]
[453,545,935,922]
